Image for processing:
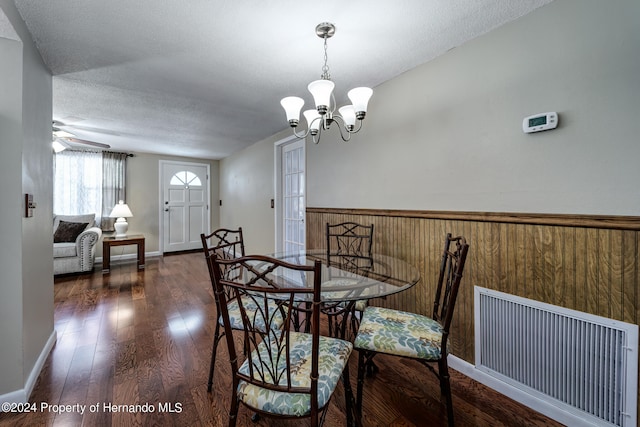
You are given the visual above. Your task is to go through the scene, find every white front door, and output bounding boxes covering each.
[160,160,210,253]
[279,139,306,253]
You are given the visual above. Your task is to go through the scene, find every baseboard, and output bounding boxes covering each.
[447,355,598,427]
[0,330,56,404]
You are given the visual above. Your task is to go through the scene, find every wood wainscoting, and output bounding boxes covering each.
[307,207,640,368]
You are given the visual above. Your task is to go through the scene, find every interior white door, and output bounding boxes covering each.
[281,139,305,253]
[160,161,210,253]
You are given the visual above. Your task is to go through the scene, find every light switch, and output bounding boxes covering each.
[25,194,36,217]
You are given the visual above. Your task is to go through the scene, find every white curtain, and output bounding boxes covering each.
[53,150,127,230]
[54,150,102,221]
[101,151,128,231]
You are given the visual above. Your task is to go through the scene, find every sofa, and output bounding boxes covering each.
[53,214,102,275]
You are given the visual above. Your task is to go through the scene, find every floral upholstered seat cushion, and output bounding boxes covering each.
[237,332,353,417]
[223,295,285,332]
[354,306,444,360]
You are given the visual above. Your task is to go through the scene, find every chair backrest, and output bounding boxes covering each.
[201,227,245,259]
[201,228,246,300]
[432,234,469,341]
[326,222,374,269]
[210,254,323,414]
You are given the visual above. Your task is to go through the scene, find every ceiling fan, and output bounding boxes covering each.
[52,120,111,151]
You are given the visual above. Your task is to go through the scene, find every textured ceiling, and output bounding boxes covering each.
[14,0,553,159]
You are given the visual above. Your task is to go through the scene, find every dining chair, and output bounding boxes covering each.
[326,222,374,270]
[323,222,374,339]
[353,233,469,427]
[209,254,355,427]
[201,228,286,393]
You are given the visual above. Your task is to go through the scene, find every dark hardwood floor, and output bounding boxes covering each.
[1,253,563,427]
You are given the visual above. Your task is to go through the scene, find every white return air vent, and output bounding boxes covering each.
[475,287,638,427]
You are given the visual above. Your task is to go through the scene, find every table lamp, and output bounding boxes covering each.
[109,200,133,237]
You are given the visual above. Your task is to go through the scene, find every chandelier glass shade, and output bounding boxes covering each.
[280,22,373,144]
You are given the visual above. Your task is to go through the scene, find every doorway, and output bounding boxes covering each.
[159,160,210,253]
[275,137,306,253]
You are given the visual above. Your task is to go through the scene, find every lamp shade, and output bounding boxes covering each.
[338,105,356,128]
[303,109,322,133]
[347,87,373,115]
[110,200,133,237]
[308,79,335,113]
[280,96,305,124]
[109,200,133,218]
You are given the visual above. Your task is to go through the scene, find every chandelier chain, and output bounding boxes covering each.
[321,36,331,81]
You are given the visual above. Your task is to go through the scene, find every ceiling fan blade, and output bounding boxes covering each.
[65,137,111,149]
[53,120,112,149]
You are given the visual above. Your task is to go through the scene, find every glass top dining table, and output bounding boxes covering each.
[264,249,421,303]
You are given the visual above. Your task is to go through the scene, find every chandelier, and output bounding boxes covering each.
[280,22,373,144]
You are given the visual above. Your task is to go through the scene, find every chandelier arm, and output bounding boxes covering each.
[350,119,364,134]
[328,115,353,142]
[292,127,310,139]
[295,115,326,142]
[335,113,364,134]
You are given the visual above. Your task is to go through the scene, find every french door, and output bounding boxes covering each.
[276,138,306,253]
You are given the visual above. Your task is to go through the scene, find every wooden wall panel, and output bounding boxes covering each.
[307,207,640,369]
[586,228,599,316]
[622,232,637,324]
[575,227,587,314]
[610,230,623,321]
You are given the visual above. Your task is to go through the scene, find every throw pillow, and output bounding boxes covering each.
[53,221,89,243]
[53,213,96,232]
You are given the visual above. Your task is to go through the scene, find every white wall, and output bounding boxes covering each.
[307,0,640,215]
[220,0,640,253]
[0,0,54,400]
[0,30,26,397]
[219,130,289,254]
[20,10,54,391]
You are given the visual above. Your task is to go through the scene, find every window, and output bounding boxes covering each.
[54,150,127,230]
[170,171,202,187]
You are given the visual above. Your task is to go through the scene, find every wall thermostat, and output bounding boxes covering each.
[522,112,558,133]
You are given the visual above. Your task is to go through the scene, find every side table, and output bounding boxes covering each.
[102,234,145,273]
